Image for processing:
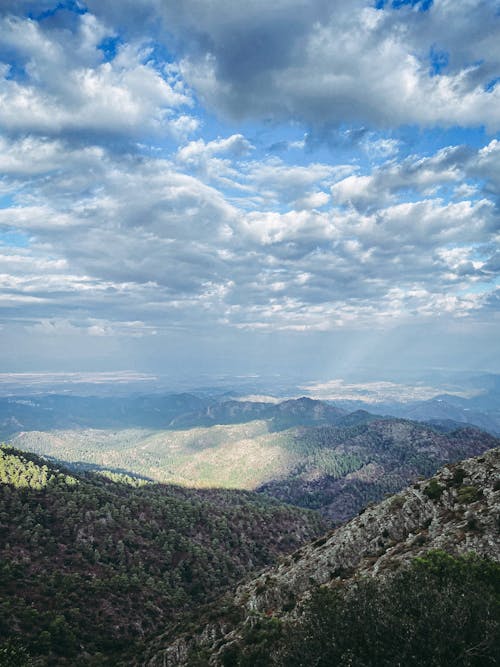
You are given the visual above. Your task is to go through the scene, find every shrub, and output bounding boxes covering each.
[457,485,482,504]
[451,467,466,486]
[278,552,500,667]
[424,479,444,500]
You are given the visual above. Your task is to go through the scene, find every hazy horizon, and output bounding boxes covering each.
[0,368,498,403]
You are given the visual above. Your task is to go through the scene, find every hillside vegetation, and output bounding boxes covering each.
[258,419,499,522]
[209,552,500,667]
[0,446,325,666]
[12,417,499,523]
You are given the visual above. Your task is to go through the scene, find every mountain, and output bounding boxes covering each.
[10,417,499,525]
[169,396,346,431]
[268,397,346,431]
[336,391,500,435]
[391,395,500,435]
[333,408,380,428]
[257,419,499,522]
[0,395,347,439]
[0,393,210,437]
[0,446,325,666]
[144,447,500,666]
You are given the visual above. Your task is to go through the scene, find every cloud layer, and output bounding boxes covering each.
[2,132,498,336]
[0,1,499,374]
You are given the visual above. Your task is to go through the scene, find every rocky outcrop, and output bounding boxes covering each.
[144,447,500,666]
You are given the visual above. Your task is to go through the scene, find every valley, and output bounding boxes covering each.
[9,404,499,523]
[2,392,499,664]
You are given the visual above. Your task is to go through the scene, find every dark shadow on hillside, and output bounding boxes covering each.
[49,457,156,483]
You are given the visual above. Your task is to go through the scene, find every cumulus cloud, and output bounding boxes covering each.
[146,0,500,130]
[0,12,195,140]
[177,134,254,164]
[1,130,497,338]
[242,159,349,208]
[175,134,255,188]
[331,144,476,211]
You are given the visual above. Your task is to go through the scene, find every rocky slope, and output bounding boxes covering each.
[144,447,500,666]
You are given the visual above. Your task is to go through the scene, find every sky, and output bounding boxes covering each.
[0,0,499,382]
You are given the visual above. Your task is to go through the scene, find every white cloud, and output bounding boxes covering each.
[177,134,254,164]
[0,14,195,139]
[0,136,106,176]
[361,136,400,158]
[29,318,157,337]
[167,0,500,130]
[0,134,498,339]
[293,190,330,211]
[331,144,476,212]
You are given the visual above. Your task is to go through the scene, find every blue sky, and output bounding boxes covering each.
[0,0,499,381]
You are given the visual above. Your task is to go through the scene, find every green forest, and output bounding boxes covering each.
[0,446,325,665]
[11,418,498,524]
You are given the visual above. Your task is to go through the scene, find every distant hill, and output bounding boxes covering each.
[332,408,380,428]
[391,395,500,434]
[0,394,347,438]
[3,390,499,440]
[144,447,500,666]
[338,391,500,435]
[0,393,210,437]
[0,446,325,665]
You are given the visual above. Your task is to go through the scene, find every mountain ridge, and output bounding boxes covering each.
[10,417,499,525]
[3,391,500,439]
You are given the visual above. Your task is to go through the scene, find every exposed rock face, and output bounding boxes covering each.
[144,448,500,666]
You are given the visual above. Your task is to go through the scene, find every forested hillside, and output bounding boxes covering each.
[258,419,500,522]
[0,446,325,666]
[12,418,499,524]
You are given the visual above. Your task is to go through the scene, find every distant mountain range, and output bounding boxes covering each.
[334,382,500,435]
[0,393,210,436]
[365,393,500,435]
[1,389,499,439]
[1,394,344,437]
